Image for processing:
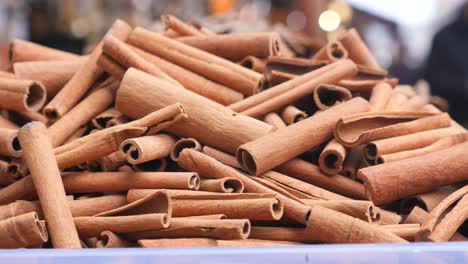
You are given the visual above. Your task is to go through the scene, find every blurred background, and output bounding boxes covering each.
[0,0,467,125]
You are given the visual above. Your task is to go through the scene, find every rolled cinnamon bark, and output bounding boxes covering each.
[13,60,83,100]
[401,186,458,213]
[88,151,127,172]
[9,39,81,63]
[335,113,450,148]
[91,108,121,129]
[97,54,126,79]
[313,84,352,110]
[0,212,48,248]
[120,134,176,164]
[55,103,186,169]
[48,79,117,147]
[318,139,347,176]
[177,149,311,224]
[274,158,366,199]
[313,41,349,61]
[280,106,307,125]
[102,35,180,86]
[116,68,272,154]
[337,28,381,69]
[202,146,242,169]
[5,158,28,181]
[138,238,301,247]
[74,213,170,238]
[95,191,171,217]
[130,45,243,106]
[368,82,393,111]
[300,199,380,224]
[60,172,200,193]
[239,60,359,118]
[131,157,168,172]
[240,56,267,73]
[263,113,287,130]
[365,127,462,159]
[177,33,281,61]
[251,206,406,243]
[0,128,21,157]
[377,133,468,164]
[43,20,131,119]
[358,142,468,205]
[0,78,46,112]
[199,178,244,193]
[237,98,370,175]
[96,231,135,248]
[0,115,18,129]
[18,122,81,248]
[128,27,264,96]
[381,224,420,241]
[124,218,250,240]
[162,15,205,37]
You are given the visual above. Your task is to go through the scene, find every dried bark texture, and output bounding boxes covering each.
[0,78,46,112]
[116,68,272,154]
[128,27,264,96]
[0,212,48,248]
[13,60,83,99]
[238,98,370,175]
[358,142,468,205]
[18,122,81,248]
[120,134,176,164]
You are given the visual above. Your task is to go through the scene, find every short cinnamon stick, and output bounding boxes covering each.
[280,106,307,125]
[120,134,176,164]
[318,139,347,176]
[0,212,48,248]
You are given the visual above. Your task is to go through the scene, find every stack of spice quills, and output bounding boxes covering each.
[0,15,466,249]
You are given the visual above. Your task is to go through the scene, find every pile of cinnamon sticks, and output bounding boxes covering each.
[0,15,466,249]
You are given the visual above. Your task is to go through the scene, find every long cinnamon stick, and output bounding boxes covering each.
[128,27,264,96]
[0,212,48,248]
[43,20,131,119]
[124,218,250,240]
[9,39,81,63]
[130,45,243,105]
[177,32,281,61]
[177,149,311,224]
[358,142,468,205]
[74,213,170,238]
[120,134,176,164]
[116,68,272,154]
[18,122,81,248]
[48,79,117,147]
[300,199,380,224]
[237,98,370,175]
[0,78,46,112]
[335,113,449,147]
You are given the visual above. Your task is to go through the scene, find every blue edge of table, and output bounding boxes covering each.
[0,242,466,264]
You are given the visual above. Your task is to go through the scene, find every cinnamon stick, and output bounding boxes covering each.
[13,60,83,100]
[177,149,311,224]
[162,15,206,37]
[9,39,82,63]
[91,108,121,129]
[18,122,81,248]
[96,53,126,79]
[313,41,348,61]
[116,68,272,154]
[335,112,449,147]
[177,32,281,61]
[43,20,131,119]
[263,112,287,130]
[0,78,46,112]
[202,146,242,169]
[240,56,267,73]
[368,82,393,111]
[128,27,264,96]
[124,218,250,240]
[380,224,420,241]
[96,231,135,248]
[318,139,347,176]
[88,151,127,172]
[237,98,370,175]
[131,158,168,172]
[0,128,21,157]
[199,178,244,193]
[300,199,380,224]
[401,186,458,213]
[47,79,118,147]
[358,142,468,205]
[120,134,176,164]
[130,45,244,105]
[337,28,381,69]
[0,212,48,248]
[280,106,307,125]
[313,84,352,110]
[74,213,170,238]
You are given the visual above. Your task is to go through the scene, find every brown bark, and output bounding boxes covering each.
[0,212,48,248]
[0,78,46,112]
[313,84,352,110]
[199,177,244,193]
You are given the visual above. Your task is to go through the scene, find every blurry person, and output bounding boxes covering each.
[424,3,468,127]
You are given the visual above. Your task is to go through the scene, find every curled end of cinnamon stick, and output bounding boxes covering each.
[189,173,201,190]
[270,198,285,220]
[236,148,258,175]
[24,81,46,112]
[222,178,244,193]
[170,138,202,161]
